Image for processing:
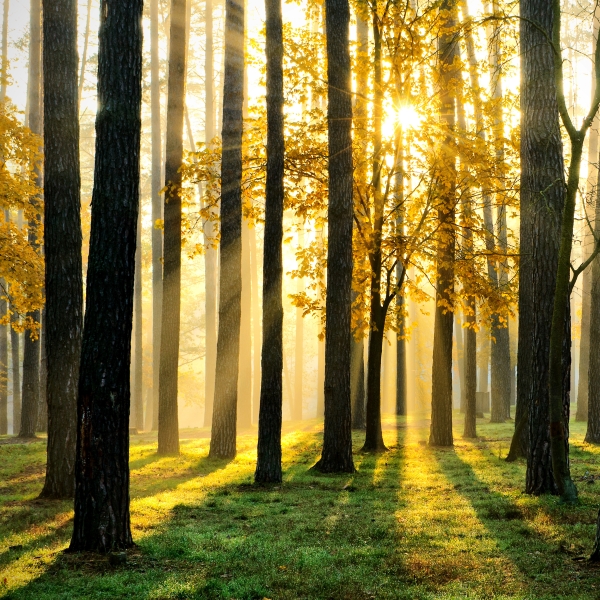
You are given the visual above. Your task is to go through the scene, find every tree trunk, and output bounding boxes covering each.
[37,308,47,432]
[40,0,82,497]
[591,508,600,561]
[577,14,600,423]
[209,0,244,459]
[69,0,142,552]
[20,0,42,440]
[463,301,477,438]
[10,323,20,434]
[0,299,6,435]
[150,0,163,432]
[521,0,566,496]
[238,220,252,428]
[351,331,365,429]
[77,0,92,106]
[293,232,304,421]
[363,316,386,451]
[249,224,261,424]
[429,0,457,448]
[255,0,284,483]
[132,207,144,432]
[158,0,187,456]
[454,314,465,413]
[313,0,354,473]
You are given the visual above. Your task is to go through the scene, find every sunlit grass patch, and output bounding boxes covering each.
[1,412,599,598]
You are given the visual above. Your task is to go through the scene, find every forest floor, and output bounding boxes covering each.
[1,413,599,599]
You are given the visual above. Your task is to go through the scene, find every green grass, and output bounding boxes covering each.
[1,413,600,599]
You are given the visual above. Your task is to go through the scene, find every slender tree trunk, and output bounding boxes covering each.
[363,316,386,451]
[463,300,477,437]
[454,314,465,413]
[313,0,355,473]
[20,0,42,439]
[37,309,47,432]
[10,320,19,434]
[150,0,163,432]
[250,224,261,424]
[209,0,244,459]
[40,0,82,497]
[132,207,143,432]
[429,0,457,447]
[293,230,304,421]
[238,220,252,428]
[521,0,567,496]
[351,330,365,429]
[578,12,600,422]
[70,0,142,551]
[158,0,187,455]
[255,0,284,482]
[0,300,6,435]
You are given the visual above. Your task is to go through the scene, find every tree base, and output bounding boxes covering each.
[360,442,388,453]
[559,477,579,505]
[311,458,356,474]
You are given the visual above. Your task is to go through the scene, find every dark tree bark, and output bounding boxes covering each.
[40,0,82,499]
[255,0,284,483]
[69,0,142,552]
[238,222,253,429]
[313,0,355,473]
[429,0,457,447]
[463,303,477,438]
[591,508,600,561]
[209,0,244,459]
[150,0,162,431]
[158,0,187,456]
[20,0,42,440]
[521,0,567,495]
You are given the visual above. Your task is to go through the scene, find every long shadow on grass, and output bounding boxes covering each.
[432,447,586,590]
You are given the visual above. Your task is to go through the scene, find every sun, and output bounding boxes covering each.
[382,103,422,138]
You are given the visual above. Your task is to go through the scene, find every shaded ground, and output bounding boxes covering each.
[0,413,599,599]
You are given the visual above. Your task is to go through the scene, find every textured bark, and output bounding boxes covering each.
[158,0,187,456]
[131,208,143,432]
[255,0,284,483]
[293,235,304,421]
[313,0,354,473]
[249,225,261,424]
[150,0,162,431]
[463,302,477,438]
[20,0,42,440]
[70,0,142,552]
[40,0,82,498]
[454,315,465,413]
[351,332,365,429]
[209,0,244,459]
[429,0,457,448]
[520,0,566,495]
[363,323,386,451]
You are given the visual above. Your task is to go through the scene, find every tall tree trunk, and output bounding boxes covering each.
[150,0,163,432]
[20,0,42,439]
[463,300,477,437]
[40,0,82,497]
[429,0,457,447]
[69,0,142,552]
[158,0,187,456]
[521,0,566,496]
[313,0,355,473]
[487,0,512,423]
[209,0,244,459]
[577,12,600,422]
[454,314,465,413]
[255,0,284,482]
[351,330,365,429]
[10,320,19,434]
[132,207,143,432]
[362,14,387,453]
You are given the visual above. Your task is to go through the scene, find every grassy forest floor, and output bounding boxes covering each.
[1,413,600,599]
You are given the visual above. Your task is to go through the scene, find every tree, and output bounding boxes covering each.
[313,0,355,473]
[70,0,143,552]
[520,0,567,496]
[40,0,82,498]
[131,208,143,432]
[586,218,600,443]
[429,0,458,448]
[158,0,188,456]
[209,0,244,459]
[255,0,284,483]
[19,0,42,440]
[150,0,162,431]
